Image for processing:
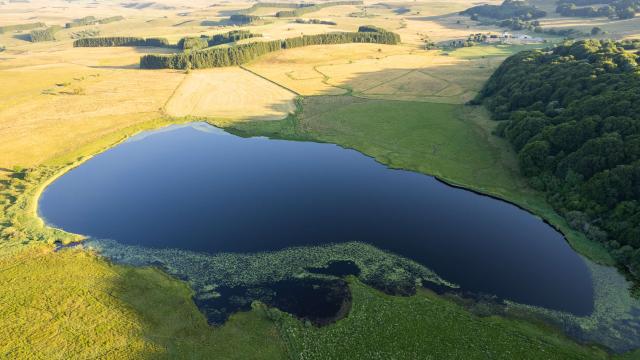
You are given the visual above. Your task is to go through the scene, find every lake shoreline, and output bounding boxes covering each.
[15,109,639,354]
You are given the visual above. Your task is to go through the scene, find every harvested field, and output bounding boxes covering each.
[247,44,510,103]
[165,67,297,120]
[0,64,184,169]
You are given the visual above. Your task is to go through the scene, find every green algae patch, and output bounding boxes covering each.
[84,239,455,297]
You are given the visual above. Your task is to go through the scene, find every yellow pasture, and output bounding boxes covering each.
[165,67,297,121]
[0,63,184,169]
[247,43,500,103]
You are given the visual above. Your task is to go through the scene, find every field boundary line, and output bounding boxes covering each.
[162,71,190,114]
[239,65,301,96]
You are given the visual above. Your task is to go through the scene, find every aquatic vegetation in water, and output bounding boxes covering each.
[507,260,640,353]
[84,239,455,323]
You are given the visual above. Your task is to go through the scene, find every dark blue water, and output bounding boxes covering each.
[39,123,594,315]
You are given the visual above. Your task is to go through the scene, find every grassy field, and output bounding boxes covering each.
[271,278,610,360]
[0,62,184,170]
[0,245,286,359]
[245,44,523,104]
[0,41,537,171]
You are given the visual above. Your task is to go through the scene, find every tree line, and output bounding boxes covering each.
[295,19,338,25]
[275,1,362,17]
[73,37,170,47]
[473,40,640,280]
[140,27,400,69]
[65,16,124,28]
[229,14,263,25]
[0,22,45,34]
[555,0,637,19]
[460,0,547,21]
[495,18,587,37]
[178,31,261,50]
[234,2,309,15]
[209,30,261,46]
[234,1,362,16]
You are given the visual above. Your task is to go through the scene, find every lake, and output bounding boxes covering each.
[39,123,594,316]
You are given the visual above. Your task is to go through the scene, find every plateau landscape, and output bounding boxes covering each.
[1,0,640,358]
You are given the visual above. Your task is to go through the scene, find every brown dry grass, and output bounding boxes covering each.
[165,67,296,120]
[246,44,500,103]
[0,63,184,169]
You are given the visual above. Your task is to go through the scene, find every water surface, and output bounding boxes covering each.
[39,123,594,315]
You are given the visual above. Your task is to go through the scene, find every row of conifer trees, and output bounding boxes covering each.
[73,37,170,47]
[140,27,400,69]
[178,30,261,50]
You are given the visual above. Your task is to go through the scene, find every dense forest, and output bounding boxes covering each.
[140,27,400,69]
[73,37,170,47]
[474,40,640,279]
[0,22,45,34]
[460,0,547,20]
[555,0,638,19]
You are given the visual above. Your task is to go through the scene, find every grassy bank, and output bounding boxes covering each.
[0,246,286,359]
[224,95,614,265]
[266,278,609,359]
